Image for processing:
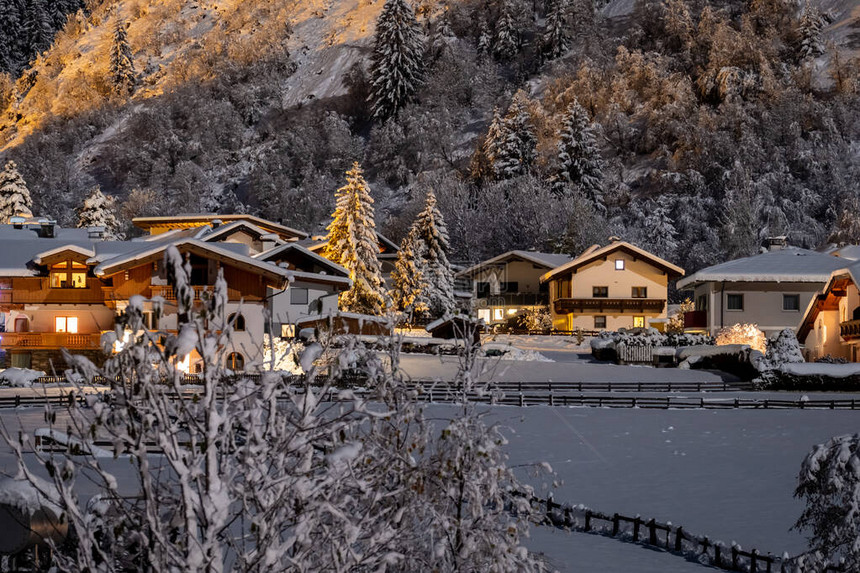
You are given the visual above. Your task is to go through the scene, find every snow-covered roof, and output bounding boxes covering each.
[132,214,308,240]
[541,241,684,282]
[253,243,349,277]
[455,250,573,278]
[198,220,286,246]
[677,248,845,289]
[93,239,290,286]
[828,244,860,261]
[32,244,96,265]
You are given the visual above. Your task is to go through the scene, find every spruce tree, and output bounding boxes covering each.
[542,0,569,61]
[0,160,33,223]
[798,0,826,61]
[76,186,124,240]
[0,1,24,73]
[324,163,387,315]
[494,91,536,179]
[411,188,455,317]
[480,107,506,179]
[554,99,604,208]
[390,226,429,318]
[110,17,136,96]
[829,193,860,246]
[477,18,492,55]
[368,0,424,120]
[494,2,519,61]
[23,0,53,55]
[641,196,678,260]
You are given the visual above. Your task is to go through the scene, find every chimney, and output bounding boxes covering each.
[38,219,56,238]
[211,219,223,229]
[10,216,25,229]
[766,236,788,251]
[87,226,105,240]
[261,233,278,252]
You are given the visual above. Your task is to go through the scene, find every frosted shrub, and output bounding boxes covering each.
[518,306,553,331]
[762,328,805,370]
[0,246,544,572]
[715,323,766,353]
[793,434,860,571]
[666,298,693,334]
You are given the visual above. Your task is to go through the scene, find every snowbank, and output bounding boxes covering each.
[0,368,46,387]
[781,362,860,378]
[482,344,554,362]
[0,475,60,517]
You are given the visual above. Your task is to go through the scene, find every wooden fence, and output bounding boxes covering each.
[528,495,844,573]
[616,343,654,365]
[2,388,859,411]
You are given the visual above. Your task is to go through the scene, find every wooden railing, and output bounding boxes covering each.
[616,343,653,365]
[554,298,665,314]
[0,332,102,349]
[0,285,104,305]
[840,319,860,340]
[150,285,246,301]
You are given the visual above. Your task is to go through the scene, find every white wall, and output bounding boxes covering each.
[269,280,341,335]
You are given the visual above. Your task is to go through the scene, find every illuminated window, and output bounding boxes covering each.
[633,316,645,328]
[227,352,245,371]
[50,261,87,288]
[493,308,504,321]
[55,316,78,333]
[615,259,625,270]
[507,308,517,315]
[478,309,491,323]
[281,324,296,338]
[631,287,647,298]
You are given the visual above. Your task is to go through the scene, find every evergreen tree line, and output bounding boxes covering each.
[0,0,857,293]
[0,0,85,74]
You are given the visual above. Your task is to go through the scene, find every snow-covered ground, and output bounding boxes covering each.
[433,404,858,555]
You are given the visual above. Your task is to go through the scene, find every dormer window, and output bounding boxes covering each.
[50,261,87,288]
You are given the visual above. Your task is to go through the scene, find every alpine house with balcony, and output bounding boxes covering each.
[676,239,848,338]
[540,241,684,332]
[0,215,342,373]
[797,262,860,362]
[455,250,573,325]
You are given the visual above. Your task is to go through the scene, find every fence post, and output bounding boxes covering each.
[714,544,721,567]
[612,513,619,536]
[648,519,657,545]
[563,507,572,528]
[584,510,591,532]
[519,393,524,407]
[15,395,20,408]
[732,546,738,569]
[675,527,684,552]
[735,397,739,409]
[751,548,758,572]
[549,392,554,407]
[633,517,640,542]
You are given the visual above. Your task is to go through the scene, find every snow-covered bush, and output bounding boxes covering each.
[715,323,766,353]
[517,306,553,331]
[793,434,860,571]
[0,246,544,571]
[761,328,804,370]
[666,298,694,334]
[0,368,46,387]
[665,332,715,347]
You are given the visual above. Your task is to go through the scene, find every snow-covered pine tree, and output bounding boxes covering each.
[0,160,33,223]
[480,107,506,179]
[477,17,492,55]
[368,0,424,120]
[110,17,136,96]
[411,188,455,317]
[542,0,569,61]
[494,91,537,179]
[390,226,429,318]
[494,2,520,61]
[23,0,53,55]
[798,0,826,61]
[75,186,124,240]
[641,195,678,259]
[324,162,387,314]
[554,99,604,208]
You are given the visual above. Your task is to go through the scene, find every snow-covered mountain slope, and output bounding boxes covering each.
[1,0,387,149]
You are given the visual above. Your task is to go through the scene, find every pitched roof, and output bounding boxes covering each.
[456,250,574,278]
[253,243,349,277]
[93,239,290,287]
[677,247,845,289]
[198,220,285,246]
[32,245,96,265]
[540,242,684,283]
[132,214,308,240]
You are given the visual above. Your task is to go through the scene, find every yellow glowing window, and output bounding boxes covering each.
[493,308,504,321]
[633,316,645,328]
[55,316,78,333]
[50,261,87,288]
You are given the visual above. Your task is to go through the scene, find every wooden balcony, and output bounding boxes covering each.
[0,284,105,306]
[150,285,250,302]
[840,319,860,340]
[553,298,666,315]
[0,332,102,350]
[683,310,708,329]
